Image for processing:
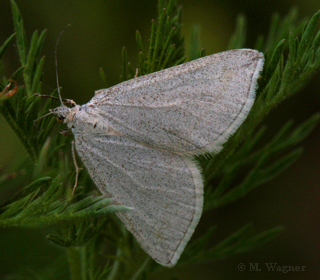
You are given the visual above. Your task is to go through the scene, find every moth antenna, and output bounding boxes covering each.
[34,93,77,107]
[34,111,54,123]
[55,24,71,106]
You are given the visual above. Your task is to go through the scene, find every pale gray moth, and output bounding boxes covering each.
[48,49,264,267]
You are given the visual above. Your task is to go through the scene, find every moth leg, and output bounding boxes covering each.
[34,93,77,107]
[59,128,73,136]
[71,140,81,195]
[63,98,77,107]
[134,68,139,78]
[0,80,18,99]
[59,133,80,194]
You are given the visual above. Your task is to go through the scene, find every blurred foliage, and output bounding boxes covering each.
[1,0,320,279]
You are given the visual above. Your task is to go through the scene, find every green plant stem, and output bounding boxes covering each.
[130,257,151,280]
[0,100,37,163]
[67,246,87,280]
[107,247,122,280]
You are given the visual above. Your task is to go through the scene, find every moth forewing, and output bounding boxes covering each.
[90,49,264,155]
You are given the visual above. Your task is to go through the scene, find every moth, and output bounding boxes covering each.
[45,49,264,267]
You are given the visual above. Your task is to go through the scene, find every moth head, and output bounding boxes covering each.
[50,106,71,123]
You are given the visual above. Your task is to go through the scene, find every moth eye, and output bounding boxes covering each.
[56,116,63,123]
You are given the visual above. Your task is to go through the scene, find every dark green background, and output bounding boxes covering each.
[1,0,320,279]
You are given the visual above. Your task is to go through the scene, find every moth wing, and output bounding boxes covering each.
[89,49,264,155]
[74,133,203,267]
